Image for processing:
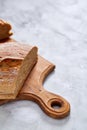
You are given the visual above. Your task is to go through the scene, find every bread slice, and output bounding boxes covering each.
[0,41,38,99]
[0,19,12,40]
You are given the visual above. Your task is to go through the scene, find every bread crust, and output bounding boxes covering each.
[0,41,38,99]
[0,19,13,40]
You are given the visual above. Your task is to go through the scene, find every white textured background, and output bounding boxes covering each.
[0,0,87,130]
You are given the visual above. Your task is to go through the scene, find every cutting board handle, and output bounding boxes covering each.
[22,86,70,119]
[20,56,70,119]
[37,88,70,119]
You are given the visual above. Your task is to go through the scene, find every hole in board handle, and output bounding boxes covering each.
[51,100,62,110]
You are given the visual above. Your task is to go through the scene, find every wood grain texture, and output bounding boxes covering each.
[0,39,70,118]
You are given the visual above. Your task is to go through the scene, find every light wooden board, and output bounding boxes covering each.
[0,39,70,119]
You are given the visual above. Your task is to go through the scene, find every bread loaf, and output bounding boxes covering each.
[0,41,38,99]
[0,19,12,40]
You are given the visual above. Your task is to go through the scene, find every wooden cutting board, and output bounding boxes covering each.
[0,39,70,119]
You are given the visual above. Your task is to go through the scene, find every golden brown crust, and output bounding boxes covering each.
[0,41,33,62]
[0,19,13,40]
[0,41,38,99]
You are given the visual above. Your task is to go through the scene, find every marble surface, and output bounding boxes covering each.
[0,0,87,129]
